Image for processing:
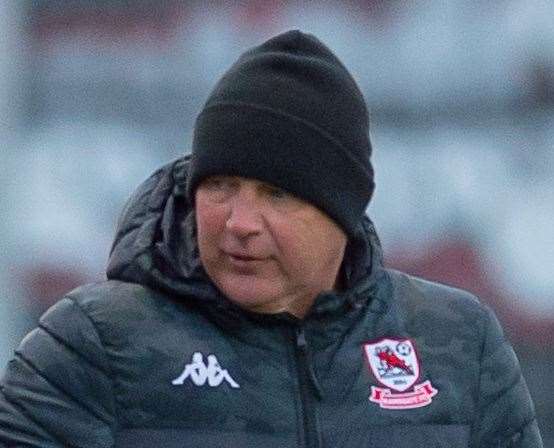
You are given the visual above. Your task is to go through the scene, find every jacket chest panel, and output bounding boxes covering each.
[110,324,299,436]
[105,301,479,447]
[312,332,477,424]
[310,336,474,447]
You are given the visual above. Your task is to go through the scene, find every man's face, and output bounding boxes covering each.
[195,176,348,318]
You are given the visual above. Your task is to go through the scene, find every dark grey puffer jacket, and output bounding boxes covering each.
[0,158,543,447]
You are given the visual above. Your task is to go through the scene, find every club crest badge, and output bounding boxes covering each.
[363,338,438,410]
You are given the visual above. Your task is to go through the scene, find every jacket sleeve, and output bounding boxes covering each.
[0,297,116,447]
[472,305,543,448]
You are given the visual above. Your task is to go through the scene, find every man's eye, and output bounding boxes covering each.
[268,188,288,199]
[208,179,223,188]
[198,177,238,203]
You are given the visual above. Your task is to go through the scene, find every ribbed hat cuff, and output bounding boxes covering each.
[187,103,373,237]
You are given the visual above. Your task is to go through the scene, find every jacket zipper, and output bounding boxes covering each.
[293,326,320,448]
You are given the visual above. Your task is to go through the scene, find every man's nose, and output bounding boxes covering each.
[225,194,263,238]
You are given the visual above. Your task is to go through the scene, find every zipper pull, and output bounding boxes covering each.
[295,327,323,400]
[296,327,307,349]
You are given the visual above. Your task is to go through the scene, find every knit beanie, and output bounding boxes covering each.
[187,29,375,238]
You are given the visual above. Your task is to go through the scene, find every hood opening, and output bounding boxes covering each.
[107,156,383,308]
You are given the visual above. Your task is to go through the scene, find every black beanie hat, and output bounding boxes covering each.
[187,30,375,238]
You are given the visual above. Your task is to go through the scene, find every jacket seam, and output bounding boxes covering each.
[112,226,162,283]
[37,323,109,377]
[15,351,113,428]
[482,369,523,410]
[0,385,79,448]
[472,303,488,440]
[504,416,537,445]
[64,295,120,430]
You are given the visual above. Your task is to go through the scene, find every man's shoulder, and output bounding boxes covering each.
[375,269,493,382]
[385,268,481,306]
[65,279,158,308]
[382,268,489,332]
[53,280,177,332]
[37,280,199,360]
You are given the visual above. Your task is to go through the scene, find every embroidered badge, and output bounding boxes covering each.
[363,338,437,410]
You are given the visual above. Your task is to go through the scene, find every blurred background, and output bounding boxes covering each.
[1,0,552,442]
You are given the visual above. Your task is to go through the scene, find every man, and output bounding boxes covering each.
[0,30,543,448]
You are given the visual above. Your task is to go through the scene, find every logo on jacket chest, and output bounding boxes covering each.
[363,338,437,410]
[172,352,240,389]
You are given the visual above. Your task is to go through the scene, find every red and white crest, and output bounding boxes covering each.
[364,338,419,392]
[363,337,438,410]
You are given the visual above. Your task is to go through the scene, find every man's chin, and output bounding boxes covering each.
[221,285,283,314]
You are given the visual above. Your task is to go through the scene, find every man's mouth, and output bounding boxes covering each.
[223,251,267,270]
[225,252,261,262]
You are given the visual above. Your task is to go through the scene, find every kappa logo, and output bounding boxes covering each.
[363,338,438,410]
[172,352,240,389]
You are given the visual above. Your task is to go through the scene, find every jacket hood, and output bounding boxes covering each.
[106,157,384,314]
